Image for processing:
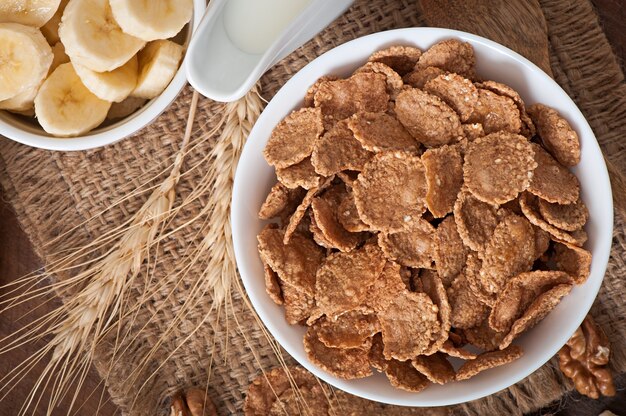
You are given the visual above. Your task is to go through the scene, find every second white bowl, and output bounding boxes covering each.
[0,0,206,151]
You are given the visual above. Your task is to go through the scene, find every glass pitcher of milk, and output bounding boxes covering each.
[186,0,354,102]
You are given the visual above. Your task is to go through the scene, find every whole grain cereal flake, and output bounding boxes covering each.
[455,345,524,381]
[538,197,588,232]
[433,215,468,286]
[314,72,389,122]
[317,310,380,349]
[310,120,374,177]
[262,262,283,305]
[275,157,320,190]
[304,75,338,107]
[419,269,452,355]
[403,65,446,89]
[447,273,490,330]
[368,45,423,75]
[369,333,389,372]
[336,170,359,188]
[422,144,464,218]
[257,225,324,296]
[258,182,305,221]
[476,80,535,138]
[553,240,592,285]
[304,324,372,379]
[348,111,419,153]
[534,226,551,260]
[243,367,319,416]
[467,89,522,134]
[463,318,507,352]
[263,107,324,169]
[499,283,572,349]
[528,103,581,167]
[385,359,430,393]
[379,290,440,360]
[527,143,579,204]
[479,212,536,295]
[412,353,456,384]
[462,123,485,141]
[337,187,370,232]
[464,252,497,307]
[355,61,404,98]
[282,281,316,325]
[424,73,479,122]
[309,213,335,249]
[463,132,537,204]
[353,151,428,232]
[283,176,334,244]
[311,183,366,252]
[519,192,586,246]
[315,243,386,317]
[488,270,572,333]
[379,218,435,268]
[439,340,478,360]
[418,39,476,79]
[395,88,463,147]
[453,190,500,252]
[364,261,407,313]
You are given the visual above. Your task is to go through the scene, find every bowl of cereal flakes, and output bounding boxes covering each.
[231,27,613,406]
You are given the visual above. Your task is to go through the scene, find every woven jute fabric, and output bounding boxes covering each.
[1,0,625,414]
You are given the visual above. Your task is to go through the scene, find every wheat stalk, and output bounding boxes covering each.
[95,86,265,413]
[0,91,200,416]
[198,85,263,303]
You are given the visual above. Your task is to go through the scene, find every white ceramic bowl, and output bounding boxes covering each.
[231,28,613,406]
[0,0,206,151]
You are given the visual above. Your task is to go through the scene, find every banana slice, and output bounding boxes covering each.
[50,41,69,73]
[34,63,111,137]
[107,96,146,120]
[0,0,62,28]
[74,56,138,103]
[110,0,193,42]
[0,84,39,112]
[40,0,68,44]
[0,23,52,101]
[132,40,183,100]
[59,0,145,72]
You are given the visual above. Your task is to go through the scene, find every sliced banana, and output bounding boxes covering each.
[34,63,111,137]
[74,56,138,103]
[107,96,146,120]
[0,0,62,28]
[11,108,35,117]
[59,0,145,72]
[132,40,183,100]
[40,0,68,44]
[109,0,193,42]
[0,23,52,101]
[0,84,39,112]
[50,41,69,73]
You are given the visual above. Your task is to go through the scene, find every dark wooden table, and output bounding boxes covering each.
[1,2,625,415]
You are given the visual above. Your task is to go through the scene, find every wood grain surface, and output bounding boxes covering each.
[1,1,625,414]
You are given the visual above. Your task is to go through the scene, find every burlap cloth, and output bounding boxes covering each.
[1,0,625,414]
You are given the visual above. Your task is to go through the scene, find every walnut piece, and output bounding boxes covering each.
[557,316,616,399]
[170,388,217,416]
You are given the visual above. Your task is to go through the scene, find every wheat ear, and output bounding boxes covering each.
[0,91,200,416]
[99,87,264,413]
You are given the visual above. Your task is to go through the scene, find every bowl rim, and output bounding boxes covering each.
[231,27,613,406]
[0,0,206,152]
